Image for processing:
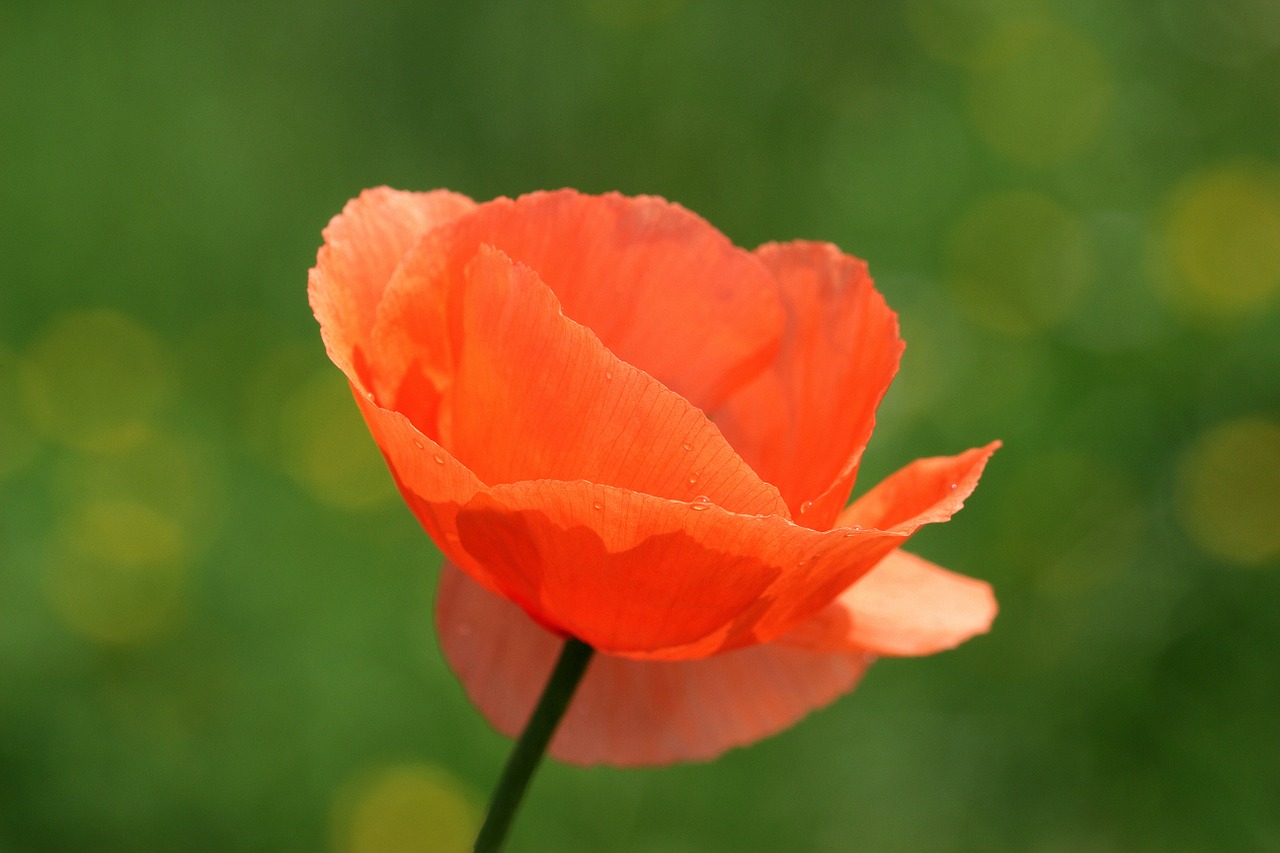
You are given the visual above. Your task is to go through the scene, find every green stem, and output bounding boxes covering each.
[473,637,595,853]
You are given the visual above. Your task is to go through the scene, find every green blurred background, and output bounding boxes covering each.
[3,0,1279,850]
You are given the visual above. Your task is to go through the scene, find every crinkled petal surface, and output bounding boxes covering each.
[714,241,903,529]
[441,246,788,511]
[372,190,785,419]
[777,549,997,657]
[437,563,873,767]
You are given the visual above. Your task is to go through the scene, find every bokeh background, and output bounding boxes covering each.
[3,0,1279,850]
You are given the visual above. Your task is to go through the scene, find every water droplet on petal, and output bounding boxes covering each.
[688,471,700,485]
[413,439,424,449]
[592,501,603,511]
[604,370,613,381]
[433,454,446,465]
[690,495,711,511]
[681,443,693,452]
[949,482,958,489]
[799,500,814,514]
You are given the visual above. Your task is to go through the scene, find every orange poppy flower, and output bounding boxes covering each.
[310,188,999,767]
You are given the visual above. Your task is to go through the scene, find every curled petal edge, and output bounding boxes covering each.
[777,549,997,657]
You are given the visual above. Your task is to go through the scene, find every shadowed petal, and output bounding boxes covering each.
[348,389,519,597]
[777,549,997,657]
[713,241,903,528]
[436,563,874,767]
[453,479,911,658]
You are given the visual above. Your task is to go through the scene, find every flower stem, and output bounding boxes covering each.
[473,637,594,853]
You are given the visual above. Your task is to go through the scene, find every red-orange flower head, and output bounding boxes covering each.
[310,188,999,767]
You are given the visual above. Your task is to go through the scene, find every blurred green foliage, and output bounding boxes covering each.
[3,0,1280,850]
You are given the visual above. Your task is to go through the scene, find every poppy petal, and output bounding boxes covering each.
[712,241,903,529]
[836,441,1001,532]
[441,245,787,515]
[719,441,1002,651]
[371,190,785,415]
[453,479,910,659]
[309,187,475,386]
[436,563,874,767]
[777,549,997,656]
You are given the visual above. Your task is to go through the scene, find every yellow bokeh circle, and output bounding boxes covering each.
[45,499,188,645]
[53,431,228,555]
[904,0,1048,69]
[278,368,397,510]
[1175,418,1280,566]
[967,20,1113,167]
[41,430,222,647]
[945,190,1093,335]
[19,310,173,453]
[240,342,317,458]
[1158,163,1280,322]
[335,763,478,853]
